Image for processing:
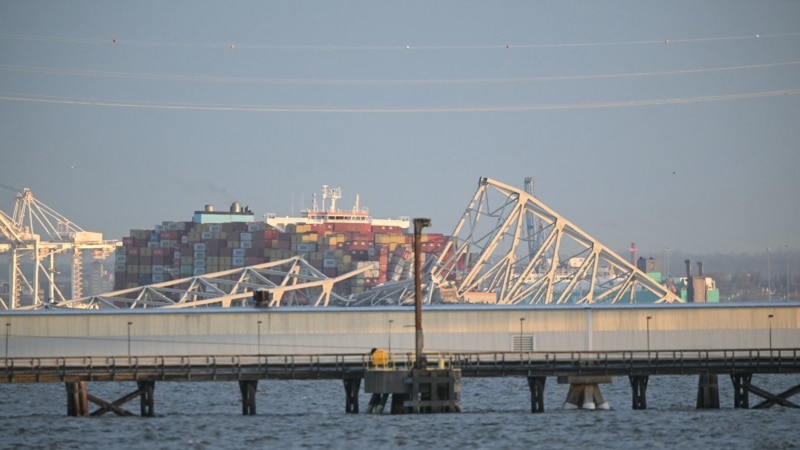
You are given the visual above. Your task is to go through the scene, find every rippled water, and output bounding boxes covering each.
[0,374,797,449]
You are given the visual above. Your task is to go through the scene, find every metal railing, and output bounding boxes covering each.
[3,349,799,383]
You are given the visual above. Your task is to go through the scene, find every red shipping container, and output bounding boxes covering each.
[126,247,140,256]
[160,230,178,240]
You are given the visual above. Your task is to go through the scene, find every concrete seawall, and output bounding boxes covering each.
[2,303,797,357]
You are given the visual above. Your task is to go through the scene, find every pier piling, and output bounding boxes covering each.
[731,374,751,408]
[527,376,546,413]
[696,373,720,409]
[343,375,361,413]
[239,380,258,415]
[629,375,649,410]
[66,381,89,417]
[138,381,155,417]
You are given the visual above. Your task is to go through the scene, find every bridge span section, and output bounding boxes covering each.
[2,303,797,358]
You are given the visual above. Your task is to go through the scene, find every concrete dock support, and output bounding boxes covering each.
[526,376,546,413]
[559,376,611,410]
[66,381,89,417]
[696,373,720,409]
[731,374,752,409]
[343,375,361,413]
[629,375,649,410]
[239,380,258,415]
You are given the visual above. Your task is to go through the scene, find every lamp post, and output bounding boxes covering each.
[257,320,263,356]
[519,317,525,351]
[646,316,652,355]
[388,319,394,353]
[127,321,132,361]
[768,314,774,354]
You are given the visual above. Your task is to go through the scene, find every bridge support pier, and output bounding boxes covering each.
[239,380,258,415]
[343,375,361,413]
[629,375,649,410]
[526,376,546,413]
[66,381,89,417]
[696,373,720,409]
[731,374,752,409]
[559,376,611,410]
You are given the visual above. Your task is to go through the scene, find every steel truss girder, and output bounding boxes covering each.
[430,177,682,304]
[34,256,378,310]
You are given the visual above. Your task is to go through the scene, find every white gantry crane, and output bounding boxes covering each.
[0,187,119,309]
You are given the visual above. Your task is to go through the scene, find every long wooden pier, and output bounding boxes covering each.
[3,349,799,416]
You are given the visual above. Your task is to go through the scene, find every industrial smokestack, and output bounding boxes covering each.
[697,261,704,277]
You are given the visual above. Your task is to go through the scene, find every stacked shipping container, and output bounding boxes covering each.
[114,219,448,297]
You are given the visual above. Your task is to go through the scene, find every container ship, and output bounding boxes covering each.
[113,185,447,298]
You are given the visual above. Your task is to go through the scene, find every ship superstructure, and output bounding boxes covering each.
[266,185,410,231]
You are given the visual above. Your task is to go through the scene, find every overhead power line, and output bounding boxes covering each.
[0,32,798,51]
[1,61,798,86]
[1,88,798,113]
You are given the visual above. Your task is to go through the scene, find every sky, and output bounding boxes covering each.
[0,1,798,257]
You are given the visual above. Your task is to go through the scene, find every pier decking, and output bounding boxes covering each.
[3,349,799,416]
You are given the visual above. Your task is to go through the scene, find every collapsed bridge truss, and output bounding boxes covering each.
[428,177,681,304]
[350,177,681,306]
[39,256,376,310]
[40,176,680,310]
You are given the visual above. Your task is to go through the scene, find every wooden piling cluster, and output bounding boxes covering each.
[65,380,155,417]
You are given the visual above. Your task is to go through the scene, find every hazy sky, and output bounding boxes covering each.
[1,1,798,256]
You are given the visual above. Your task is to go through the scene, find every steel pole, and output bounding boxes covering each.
[413,218,430,369]
[646,316,652,355]
[5,323,9,360]
[768,314,773,354]
[127,321,132,361]
[388,319,393,353]
[257,320,262,355]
